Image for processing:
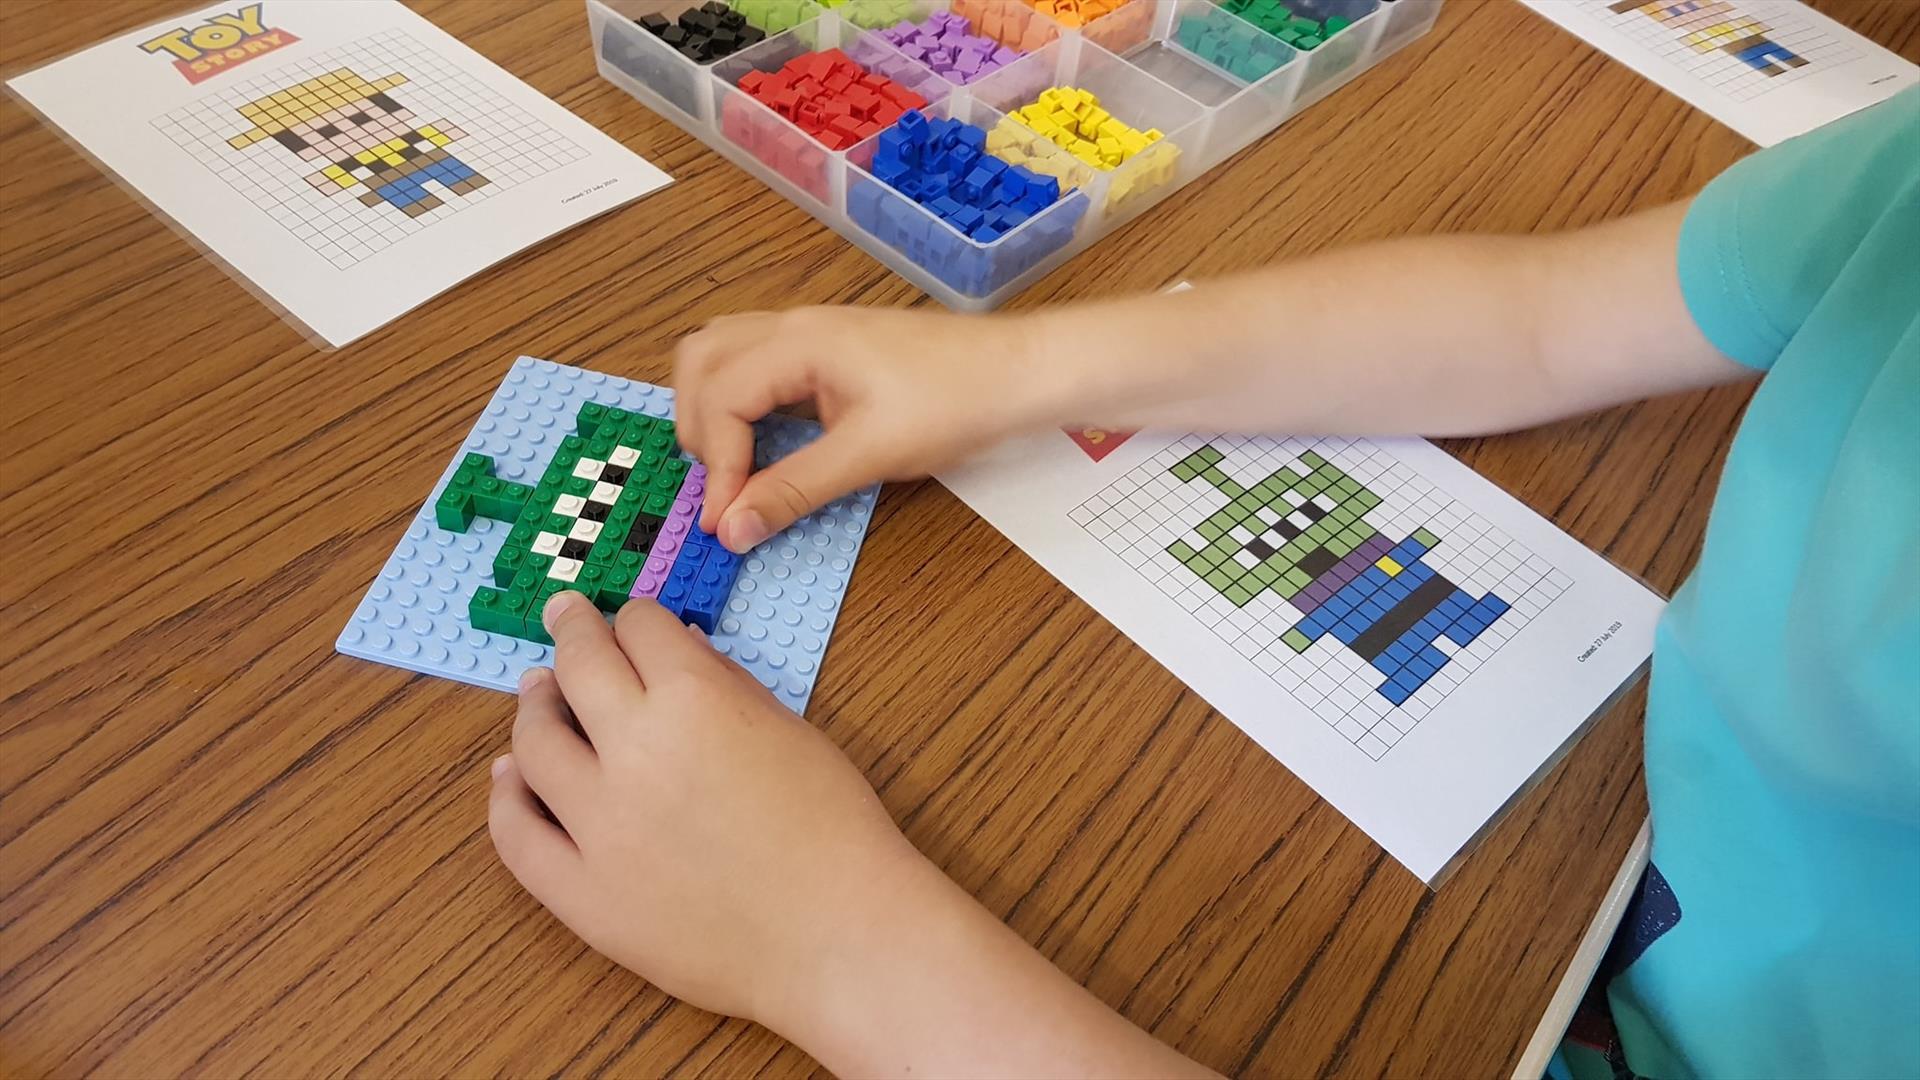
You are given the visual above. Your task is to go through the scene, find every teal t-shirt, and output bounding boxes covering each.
[1568,90,1920,1077]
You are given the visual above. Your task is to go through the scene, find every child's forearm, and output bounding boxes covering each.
[768,847,1218,1079]
[1017,200,1743,439]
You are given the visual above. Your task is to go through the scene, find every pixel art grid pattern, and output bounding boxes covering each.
[152,29,591,269]
[1593,0,1850,99]
[337,358,879,714]
[1070,435,1573,760]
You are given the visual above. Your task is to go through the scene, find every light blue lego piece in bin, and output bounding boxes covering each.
[334,356,879,714]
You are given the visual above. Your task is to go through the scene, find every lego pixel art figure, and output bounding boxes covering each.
[1608,0,1809,76]
[1166,445,1511,706]
[227,68,492,217]
[434,402,741,644]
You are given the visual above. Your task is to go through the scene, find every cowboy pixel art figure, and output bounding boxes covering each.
[227,67,490,217]
[1166,445,1512,705]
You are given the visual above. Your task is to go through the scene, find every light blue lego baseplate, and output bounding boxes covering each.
[335,356,878,713]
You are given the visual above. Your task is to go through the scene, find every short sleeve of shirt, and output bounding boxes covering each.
[1678,89,1920,371]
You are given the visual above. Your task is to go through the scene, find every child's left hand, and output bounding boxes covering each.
[486,591,927,1031]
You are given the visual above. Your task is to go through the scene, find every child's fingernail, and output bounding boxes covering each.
[491,754,511,779]
[518,667,547,692]
[542,590,583,631]
[724,509,768,552]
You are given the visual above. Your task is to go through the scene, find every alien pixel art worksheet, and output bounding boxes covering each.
[941,427,1663,884]
[7,0,671,346]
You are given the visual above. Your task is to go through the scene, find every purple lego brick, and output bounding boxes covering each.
[630,465,703,599]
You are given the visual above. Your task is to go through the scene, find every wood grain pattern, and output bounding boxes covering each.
[2,1,1914,1076]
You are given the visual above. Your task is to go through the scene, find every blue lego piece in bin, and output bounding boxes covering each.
[849,109,1087,297]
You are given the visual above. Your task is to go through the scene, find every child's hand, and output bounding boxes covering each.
[487,591,925,1027]
[675,306,1057,552]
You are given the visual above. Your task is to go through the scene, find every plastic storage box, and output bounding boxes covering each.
[587,0,1444,309]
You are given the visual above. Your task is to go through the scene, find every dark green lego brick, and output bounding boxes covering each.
[470,586,526,637]
[599,566,640,610]
[575,401,609,435]
[587,532,620,564]
[571,563,612,610]
[649,469,686,496]
[435,485,475,531]
[1283,627,1313,653]
[493,544,530,588]
[472,477,534,520]
[643,492,673,516]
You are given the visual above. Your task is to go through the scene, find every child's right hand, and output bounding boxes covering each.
[673,305,1054,552]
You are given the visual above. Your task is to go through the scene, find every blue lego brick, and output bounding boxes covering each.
[1360,597,1389,620]
[1391,668,1423,694]
[1384,639,1415,668]
[1297,613,1328,638]
[1407,561,1434,583]
[1360,567,1389,590]
[1378,679,1413,706]
[335,357,880,715]
[1334,614,1367,643]
[1479,594,1512,619]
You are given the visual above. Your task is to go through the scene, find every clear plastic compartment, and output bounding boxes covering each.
[584,0,1443,310]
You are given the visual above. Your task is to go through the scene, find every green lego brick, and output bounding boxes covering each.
[493,544,530,588]
[571,563,611,609]
[1225,582,1255,607]
[1306,519,1334,544]
[599,564,640,609]
[1197,518,1226,542]
[472,476,534,520]
[1282,628,1313,653]
[1232,492,1264,516]
[1414,527,1440,548]
[1298,450,1326,468]
[1284,567,1312,591]
[1252,561,1282,587]
[1204,565,1240,592]
[1273,574,1303,599]
[435,485,475,531]
[588,533,625,565]
[1169,539,1198,563]
[1196,544,1228,570]
[1328,532,1355,557]
[1353,490,1382,514]
[1254,468,1303,498]
[470,586,526,637]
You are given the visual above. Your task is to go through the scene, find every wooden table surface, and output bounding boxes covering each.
[4,1,1916,1076]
